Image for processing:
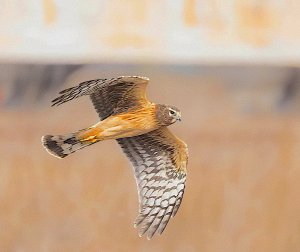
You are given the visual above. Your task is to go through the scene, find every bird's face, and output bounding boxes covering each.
[168,106,182,123]
[156,104,182,126]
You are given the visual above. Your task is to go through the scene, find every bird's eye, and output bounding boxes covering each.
[169,110,175,115]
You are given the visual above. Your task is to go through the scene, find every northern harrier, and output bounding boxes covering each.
[42,76,188,239]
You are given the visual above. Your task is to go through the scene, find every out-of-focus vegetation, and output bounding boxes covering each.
[1,65,300,251]
[1,0,300,250]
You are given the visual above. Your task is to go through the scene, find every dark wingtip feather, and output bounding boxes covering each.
[59,87,74,94]
[51,96,64,106]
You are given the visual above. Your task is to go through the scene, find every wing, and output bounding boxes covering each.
[117,127,188,239]
[52,76,149,120]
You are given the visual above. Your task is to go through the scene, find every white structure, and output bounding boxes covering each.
[0,0,299,65]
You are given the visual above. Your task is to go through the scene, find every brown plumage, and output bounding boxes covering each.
[41,76,188,239]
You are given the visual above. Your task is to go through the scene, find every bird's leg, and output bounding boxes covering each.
[76,125,103,143]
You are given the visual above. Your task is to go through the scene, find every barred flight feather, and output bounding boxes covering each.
[117,127,188,239]
[51,76,149,120]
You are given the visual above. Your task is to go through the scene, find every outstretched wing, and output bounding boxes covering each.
[52,76,149,120]
[117,127,188,239]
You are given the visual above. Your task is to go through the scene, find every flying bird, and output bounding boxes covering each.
[41,76,188,239]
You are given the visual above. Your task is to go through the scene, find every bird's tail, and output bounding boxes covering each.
[41,131,95,158]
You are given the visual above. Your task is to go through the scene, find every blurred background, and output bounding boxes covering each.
[1,0,300,251]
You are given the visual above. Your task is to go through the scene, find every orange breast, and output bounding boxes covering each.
[78,105,158,142]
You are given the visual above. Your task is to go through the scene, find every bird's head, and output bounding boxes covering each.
[156,104,182,126]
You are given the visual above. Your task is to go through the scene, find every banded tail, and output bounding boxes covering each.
[41,132,94,158]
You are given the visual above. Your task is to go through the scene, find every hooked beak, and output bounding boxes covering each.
[177,113,182,122]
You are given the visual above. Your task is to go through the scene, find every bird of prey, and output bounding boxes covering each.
[41,76,188,239]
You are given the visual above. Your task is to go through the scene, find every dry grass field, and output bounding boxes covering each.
[1,66,300,251]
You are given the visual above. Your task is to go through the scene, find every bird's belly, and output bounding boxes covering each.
[81,113,158,141]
